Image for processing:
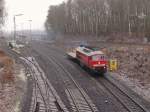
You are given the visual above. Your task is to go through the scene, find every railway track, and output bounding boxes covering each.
[31,44,150,112]
[71,60,149,112]
[97,77,149,112]
[21,57,69,112]
[66,57,149,112]
[67,55,149,112]
[10,47,98,112]
[30,46,99,112]
[49,47,149,112]
[47,56,98,112]
[8,45,150,112]
[6,49,68,112]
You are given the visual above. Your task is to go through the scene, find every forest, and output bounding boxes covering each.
[45,0,150,37]
[0,0,5,28]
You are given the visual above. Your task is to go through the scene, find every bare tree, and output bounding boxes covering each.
[0,0,5,28]
[45,0,150,37]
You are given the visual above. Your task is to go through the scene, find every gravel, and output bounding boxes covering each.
[51,39,150,103]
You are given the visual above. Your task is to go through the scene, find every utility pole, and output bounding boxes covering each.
[28,20,32,40]
[13,14,23,41]
[13,16,16,41]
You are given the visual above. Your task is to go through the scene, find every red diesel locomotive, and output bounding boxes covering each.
[68,45,108,73]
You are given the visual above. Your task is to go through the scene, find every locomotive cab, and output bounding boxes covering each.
[90,54,107,73]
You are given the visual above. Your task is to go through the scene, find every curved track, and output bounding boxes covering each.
[40,45,149,112]
[7,49,68,112]
[8,47,98,112]
[47,55,98,112]
[6,43,150,112]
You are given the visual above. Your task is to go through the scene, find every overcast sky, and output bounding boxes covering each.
[4,0,66,31]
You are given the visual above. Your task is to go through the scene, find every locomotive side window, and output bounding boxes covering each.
[101,56,105,60]
[92,55,106,61]
[92,55,101,61]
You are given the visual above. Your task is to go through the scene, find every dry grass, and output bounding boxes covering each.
[0,49,26,112]
[0,49,14,88]
[105,45,150,84]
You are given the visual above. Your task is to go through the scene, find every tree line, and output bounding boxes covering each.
[45,0,150,37]
[0,0,5,28]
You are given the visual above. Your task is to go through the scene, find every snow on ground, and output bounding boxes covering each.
[0,50,27,112]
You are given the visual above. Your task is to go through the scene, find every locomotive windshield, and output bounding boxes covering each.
[92,55,106,61]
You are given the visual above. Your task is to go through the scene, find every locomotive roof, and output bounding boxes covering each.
[76,46,104,56]
[80,45,99,51]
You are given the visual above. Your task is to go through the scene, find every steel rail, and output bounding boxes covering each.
[3,49,44,112]
[7,49,65,112]
[32,44,150,112]
[48,56,97,112]
[98,78,133,112]
[31,46,98,112]
[102,77,149,112]
[70,58,148,112]
[31,57,67,112]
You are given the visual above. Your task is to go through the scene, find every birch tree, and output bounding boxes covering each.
[45,0,150,37]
